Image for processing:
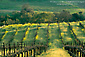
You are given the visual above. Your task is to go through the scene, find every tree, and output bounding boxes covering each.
[72,13,79,21]
[2,21,6,25]
[6,19,15,25]
[59,10,72,22]
[79,12,85,21]
[33,12,54,23]
[53,12,60,22]
[15,19,20,24]
[21,4,34,15]
[0,22,4,26]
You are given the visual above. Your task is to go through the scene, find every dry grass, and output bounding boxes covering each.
[37,48,71,57]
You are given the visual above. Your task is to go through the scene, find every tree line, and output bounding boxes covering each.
[0,4,85,26]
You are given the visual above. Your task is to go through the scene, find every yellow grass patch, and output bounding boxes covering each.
[41,38,43,40]
[32,23,36,25]
[66,37,72,41]
[2,31,8,39]
[49,42,52,45]
[77,37,85,39]
[15,31,18,35]
[57,39,59,42]
[61,33,64,36]
[50,23,57,25]
[70,23,74,25]
[26,31,29,35]
[63,22,67,24]
[82,29,84,31]
[73,31,76,33]
[53,26,55,28]
[63,29,67,32]
[45,23,48,26]
[36,35,38,40]
[80,21,83,23]
[56,25,58,27]
[77,23,79,25]
[28,28,30,30]
[28,23,31,26]
[60,27,65,29]
[40,23,45,25]
[23,37,26,41]
[0,51,1,55]
[37,48,71,57]
[84,25,85,27]
[17,24,22,27]
[76,27,79,29]
[77,32,82,34]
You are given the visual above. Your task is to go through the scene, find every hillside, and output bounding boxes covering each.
[28,0,85,1]
[0,0,85,57]
[0,0,85,15]
[0,20,85,57]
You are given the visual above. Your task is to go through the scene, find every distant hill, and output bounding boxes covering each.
[1,0,85,1]
[28,0,85,1]
[9,0,85,2]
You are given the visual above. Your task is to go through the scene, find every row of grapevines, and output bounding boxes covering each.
[59,22,75,45]
[67,22,82,46]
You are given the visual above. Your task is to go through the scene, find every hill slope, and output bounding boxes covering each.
[0,20,85,57]
[0,0,85,15]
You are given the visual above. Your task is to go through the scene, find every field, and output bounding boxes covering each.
[0,0,85,15]
[0,0,85,56]
[0,20,85,57]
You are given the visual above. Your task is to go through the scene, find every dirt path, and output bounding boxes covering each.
[37,48,71,57]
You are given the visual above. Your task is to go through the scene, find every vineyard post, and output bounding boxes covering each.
[82,51,84,57]
[26,42,29,57]
[81,41,83,46]
[69,48,71,52]
[17,42,19,50]
[24,43,25,56]
[26,42,27,46]
[33,48,35,57]
[82,51,85,57]
[74,48,76,54]
[21,42,22,49]
[38,42,40,54]
[75,48,77,56]
[71,48,73,53]
[71,42,72,46]
[77,50,79,56]
[9,43,11,55]
[14,43,15,53]
[24,42,25,47]
[21,42,23,57]
[30,49,32,56]
[6,44,7,56]
[39,47,41,54]
[73,48,74,54]
[72,41,73,46]
[18,53,20,57]
[80,49,82,57]
[17,42,20,56]
[3,43,5,56]
[27,51,28,57]
[79,42,81,46]
[68,47,70,51]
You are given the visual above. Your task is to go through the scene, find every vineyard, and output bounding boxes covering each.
[0,20,85,57]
